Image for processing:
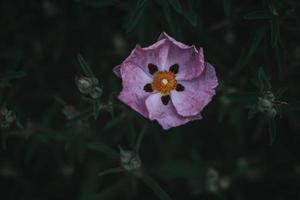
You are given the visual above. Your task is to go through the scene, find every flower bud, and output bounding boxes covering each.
[257,97,273,113]
[90,87,103,99]
[76,76,95,94]
[62,105,79,120]
[120,148,141,171]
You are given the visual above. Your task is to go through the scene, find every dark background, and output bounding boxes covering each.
[0,0,300,199]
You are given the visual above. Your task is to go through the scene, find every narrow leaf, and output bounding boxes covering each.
[244,10,272,20]
[268,117,277,145]
[168,0,182,14]
[140,174,172,200]
[135,124,148,154]
[0,71,27,82]
[98,167,123,177]
[183,0,197,26]
[124,0,148,32]
[77,0,115,8]
[87,142,119,159]
[77,54,94,77]
[223,0,231,17]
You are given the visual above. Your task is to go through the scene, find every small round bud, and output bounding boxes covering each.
[62,105,79,120]
[205,168,219,192]
[120,148,141,171]
[257,97,273,113]
[90,87,103,99]
[76,76,94,94]
[5,110,16,123]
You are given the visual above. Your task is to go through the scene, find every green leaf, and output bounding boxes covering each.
[135,124,148,154]
[93,100,100,120]
[223,0,231,17]
[274,44,284,80]
[244,10,272,20]
[237,26,268,70]
[248,105,258,119]
[156,0,178,36]
[103,114,126,131]
[87,142,119,159]
[140,174,172,200]
[67,109,94,127]
[77,54,94,77]
[77,0,115,8]
[270,18,280,47]
[98,167,123,177]
[124,0,148,32]
[0,71,27,82]
[257,67,271,91]
[151,162,202,179]
[168,0,182,14]
[268,117,277,145]
[182,0,197,26]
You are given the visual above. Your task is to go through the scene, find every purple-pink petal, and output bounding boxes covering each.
[145,93,202,130]
[122,40,169,74]
[170,62,218,117]
[113,64,121,78]
[118,62,152,118]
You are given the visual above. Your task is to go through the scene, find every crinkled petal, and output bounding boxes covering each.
[113,65,121,78]
[158,32,204,80]
[122,40,170,75]
[170,62,218,117]
[119,62,153,118]
[158,32,190,49]
[145,93,202,130]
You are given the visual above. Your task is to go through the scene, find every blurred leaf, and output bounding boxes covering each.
[77,54,94,77]
[67,109,93,127]
[135,124,147,154]
[293,9,300,30]
[270,18,280,47]
[140,174,172,200]
[257,67,271,91]
[0,71,27,82]
[87,142,119,159]
[151,162,202,179]
[237,26,268,70]
[248,105,258,119]
[156,0,176,35]
[274,43,284,80]
[244,10,272,20]
[98,167,123,177]
[223,0,232,17]
[268,117,276,145]
[275,87,288,99]
[77,0,115,8]
[124,0,148,32]
[168,0,182,14]
[103,114,126,131]
[182,0,197,26]
[93,100,100,120]
[226,93,257,104]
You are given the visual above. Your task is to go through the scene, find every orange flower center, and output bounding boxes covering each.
[152,71,177,95]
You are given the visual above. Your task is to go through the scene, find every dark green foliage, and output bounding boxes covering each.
[0,0,300,200]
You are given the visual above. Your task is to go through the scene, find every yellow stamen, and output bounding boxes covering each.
[152,71,176,95]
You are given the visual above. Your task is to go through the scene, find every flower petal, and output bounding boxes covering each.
[113,65,121,78]
[145,93,202,130]
[170,62,218,117]
[158,32,190,49]
[122,40,170,75]
[158,33,205,80]
[119,62,153,118]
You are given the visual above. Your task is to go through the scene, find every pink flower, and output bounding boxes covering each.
[113,32,218,130]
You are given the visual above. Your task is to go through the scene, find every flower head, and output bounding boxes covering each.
[113,32,218,129]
